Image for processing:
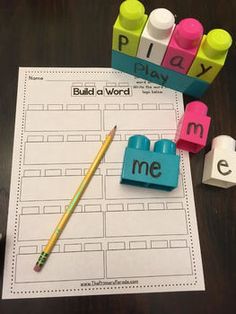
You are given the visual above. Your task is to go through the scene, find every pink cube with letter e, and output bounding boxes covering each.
[161,18,204,74]
[175,101,211,153]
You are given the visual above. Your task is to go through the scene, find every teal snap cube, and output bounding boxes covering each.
[121,136,180,191]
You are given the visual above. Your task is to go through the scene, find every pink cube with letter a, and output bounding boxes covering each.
[161,18,204,74]
[175,101,211,153]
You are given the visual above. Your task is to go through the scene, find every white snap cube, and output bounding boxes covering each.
[202,135,236,188]
[137,8,175,65]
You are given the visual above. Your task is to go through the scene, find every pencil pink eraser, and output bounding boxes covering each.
[33,264,41,272]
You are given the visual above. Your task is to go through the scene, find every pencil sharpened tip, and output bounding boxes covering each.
[33,264,42,272]
[109,125,117,138]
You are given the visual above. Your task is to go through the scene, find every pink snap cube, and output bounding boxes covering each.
[161,18,204,74]
[175,101,211,153]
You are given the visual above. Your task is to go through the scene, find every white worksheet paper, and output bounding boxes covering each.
[2,67,205,299]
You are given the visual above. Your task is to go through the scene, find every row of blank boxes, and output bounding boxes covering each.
[28,104,100,111]
[103,103,174,110]
[26,133,175,148]
[18,245,60,255]
[21,204,102,215]
[21,202,183,214]
[26,134,102,143]
[19,239,187,255]
[26,133,174,143]
[16,248,192,283]
[19,210,187,240]
[107,202,183,211]
[25,106,176,132]
[27,103,174,111]
[71,81,160,87]
[108,240,187,250]
[24,135,178,166]
[123,133,177,141]
[18,243,103,255]
[23,168,101,177]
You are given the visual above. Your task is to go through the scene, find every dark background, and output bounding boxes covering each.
[0,0,235,313]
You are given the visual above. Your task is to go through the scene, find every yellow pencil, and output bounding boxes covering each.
[34,125,117,272]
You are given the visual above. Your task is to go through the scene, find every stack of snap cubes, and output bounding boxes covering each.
[113,1,235,190]
[112,0,232,98]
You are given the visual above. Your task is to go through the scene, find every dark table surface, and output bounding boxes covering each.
[0,1,235,313]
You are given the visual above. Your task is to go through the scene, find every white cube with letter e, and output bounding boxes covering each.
[202,135,236,188]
